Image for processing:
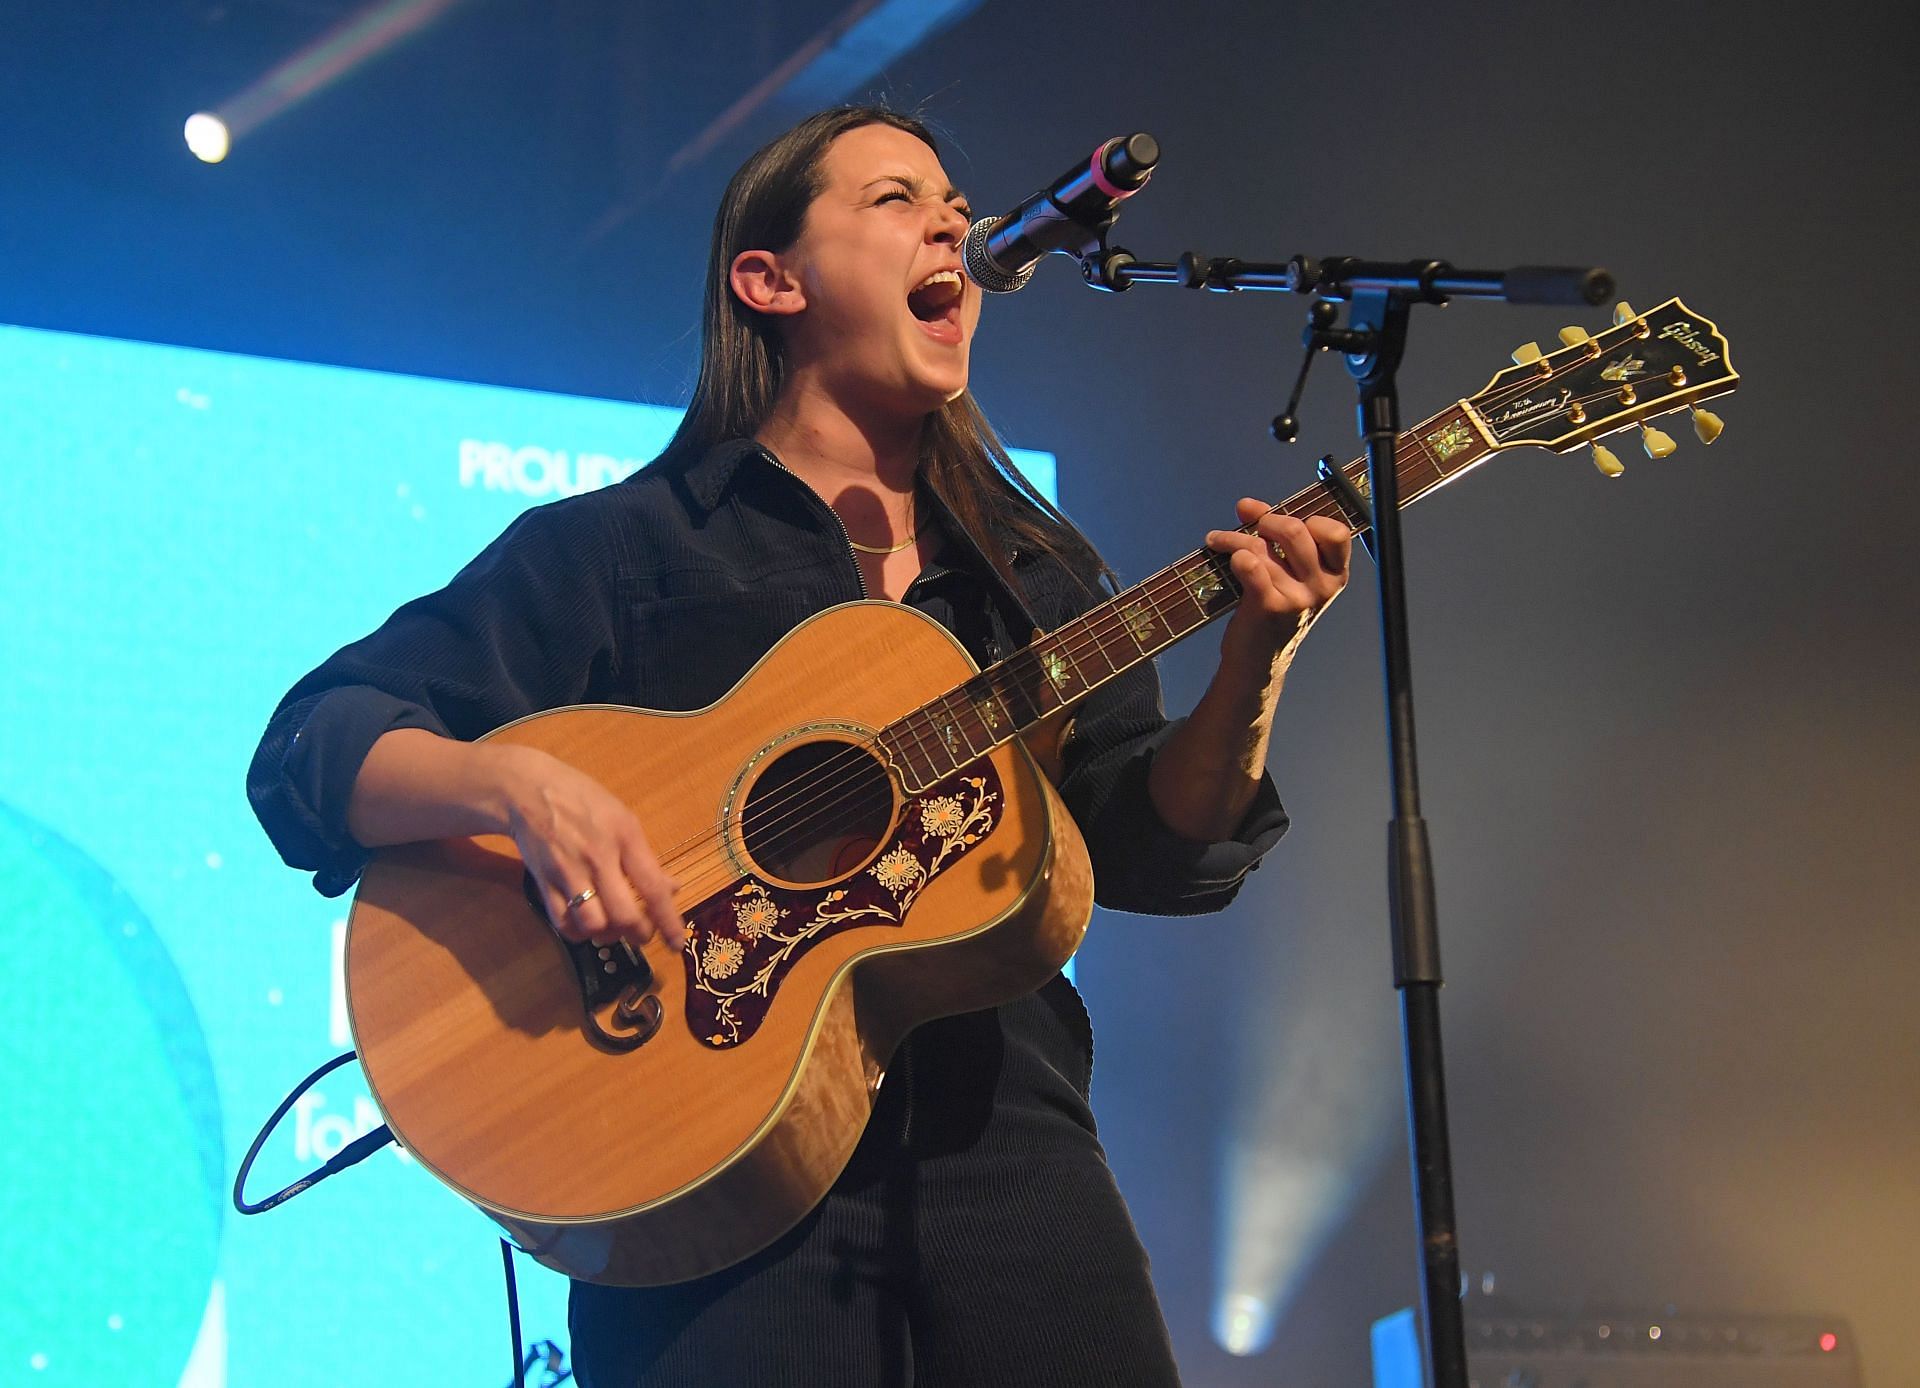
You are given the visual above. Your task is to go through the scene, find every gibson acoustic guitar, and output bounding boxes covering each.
[346,298,1737,1285]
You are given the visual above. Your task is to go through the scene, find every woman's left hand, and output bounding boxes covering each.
[1206,497,1353,675]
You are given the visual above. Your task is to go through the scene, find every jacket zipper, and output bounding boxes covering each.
[763,453,869,600]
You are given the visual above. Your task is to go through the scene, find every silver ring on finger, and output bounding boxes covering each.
[565,886,598,912]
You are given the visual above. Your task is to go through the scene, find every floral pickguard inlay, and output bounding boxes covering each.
[682,764,1002,1048]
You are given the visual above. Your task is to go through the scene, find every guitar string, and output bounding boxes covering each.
[643,545,1272,908]
[647,422,1496,901]
[643,328,1720,885]
[646,380,1671,908]
[640,393,1561,890]
[642,478,1403,905]
[642,369,1706,905]
[721,362,1734,886]
[638,467,1390,886]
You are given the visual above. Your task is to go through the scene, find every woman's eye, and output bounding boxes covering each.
[877,191,908,204]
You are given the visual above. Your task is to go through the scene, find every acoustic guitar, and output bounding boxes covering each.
[346,298,1737,1285]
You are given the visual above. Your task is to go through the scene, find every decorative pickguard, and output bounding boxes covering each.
[682,763,1002,1048]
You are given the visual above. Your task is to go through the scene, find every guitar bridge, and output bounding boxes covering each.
[522,870,663,1053]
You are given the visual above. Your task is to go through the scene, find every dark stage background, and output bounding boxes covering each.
[6,0,1915,1383]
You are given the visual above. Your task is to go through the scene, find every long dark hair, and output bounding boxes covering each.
[658,105,1112,596]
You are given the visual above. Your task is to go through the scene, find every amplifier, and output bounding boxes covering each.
[1370,1305,1863,1387]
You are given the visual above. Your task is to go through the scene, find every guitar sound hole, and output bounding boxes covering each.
[740,739,896,886]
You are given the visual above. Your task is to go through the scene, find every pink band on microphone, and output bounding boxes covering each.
[1086,140,1147,201]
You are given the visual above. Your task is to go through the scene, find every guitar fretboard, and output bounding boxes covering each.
[879,402,1491,793]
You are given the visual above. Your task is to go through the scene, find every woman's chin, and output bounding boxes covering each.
[903,349,969,409]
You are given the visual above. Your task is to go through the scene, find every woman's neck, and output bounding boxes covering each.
[755,377,923,499]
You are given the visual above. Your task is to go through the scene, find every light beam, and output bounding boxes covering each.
[184,0,471,161]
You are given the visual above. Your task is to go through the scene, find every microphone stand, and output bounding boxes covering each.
[1080,245,1610,1388]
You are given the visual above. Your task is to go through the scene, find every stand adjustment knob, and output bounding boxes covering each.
[1639,423,1678,458]
[1557,325,1593,347]
[1589,441,1624,477]
[1690,406,1725,444]
[1511,341,1544,365]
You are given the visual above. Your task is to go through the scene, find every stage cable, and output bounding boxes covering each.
[231,1049,393,1215]
[503,1239,526,1388]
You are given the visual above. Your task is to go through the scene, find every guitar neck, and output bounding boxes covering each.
[878,402,1498,793]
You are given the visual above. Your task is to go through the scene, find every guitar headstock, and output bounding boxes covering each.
[1468,298,1738,475]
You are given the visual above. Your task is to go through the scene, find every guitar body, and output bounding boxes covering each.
[345,601,1093,1286]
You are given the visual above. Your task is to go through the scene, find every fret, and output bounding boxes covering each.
[881,720,939,791]
[1000,646,1063,724]
[1142,568,1198,637]
[1089,599,1136,677]
[1035,638,1085,705]
[985,658,1045,728]
[908,709,953,785]
[931,689,991,762]
[924,699,962,768]
[1057,615,1120,684]
[1114,585,1165,655]
[910,706,959,783]
[1167,551,1237,632]
[962,674,1012,745]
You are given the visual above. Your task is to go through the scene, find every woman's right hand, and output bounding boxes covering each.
[493,743,688,952]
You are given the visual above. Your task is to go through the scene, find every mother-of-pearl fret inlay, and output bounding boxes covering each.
[1426,417,1473,460]
[1182,566,1226,605]
[1041,648,1070,691]
[974,692,1005,732]
[1122,600,1156,649]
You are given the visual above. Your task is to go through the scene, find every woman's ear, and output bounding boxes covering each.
[730,249,806,317]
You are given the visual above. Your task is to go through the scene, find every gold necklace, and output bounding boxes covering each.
[844,506,919,555]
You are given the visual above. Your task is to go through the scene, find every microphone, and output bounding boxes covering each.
[962,133,1159,293]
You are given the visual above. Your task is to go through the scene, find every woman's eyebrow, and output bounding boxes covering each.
[861,174,969,202]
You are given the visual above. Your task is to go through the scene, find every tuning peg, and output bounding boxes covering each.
[1612,301,1637,325]
[1512,341,1543,365]
[1589,441,1624,477]
[1557,325,1593,347]
[1690,405,1725,444]
[1639,423,1678,458]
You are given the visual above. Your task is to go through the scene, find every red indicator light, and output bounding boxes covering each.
[1820,1332,1838,1353]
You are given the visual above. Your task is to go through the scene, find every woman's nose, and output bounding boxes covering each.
[929,202,967,244]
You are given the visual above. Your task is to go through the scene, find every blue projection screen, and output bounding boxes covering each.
[0,323,1055,1387]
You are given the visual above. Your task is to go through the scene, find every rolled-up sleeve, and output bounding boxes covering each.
[1039,569,1288,916]
[245,496,622,896]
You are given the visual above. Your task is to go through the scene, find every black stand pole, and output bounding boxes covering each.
[1072,242,1611,1388]
[1343,285,1464,1388]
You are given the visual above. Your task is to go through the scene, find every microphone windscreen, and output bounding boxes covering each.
[962,217,1037,294]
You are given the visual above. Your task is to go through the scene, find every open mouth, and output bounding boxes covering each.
[907,269,965,341]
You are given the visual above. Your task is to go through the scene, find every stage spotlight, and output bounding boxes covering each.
[1215,1291,1272,1357]
[184,113,230,164]
[1213,960,1400,1357]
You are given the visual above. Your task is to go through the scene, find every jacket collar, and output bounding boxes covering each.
[680,436,775,514]
[679,436,1044,637]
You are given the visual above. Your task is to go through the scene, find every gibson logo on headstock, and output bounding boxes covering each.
[1657,320,1721,365]
[1492,388,1571,428]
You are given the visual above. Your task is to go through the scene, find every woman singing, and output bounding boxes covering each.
[248,104,1350,1387]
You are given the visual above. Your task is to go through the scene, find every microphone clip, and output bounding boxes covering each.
[1080,239,1139,294]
